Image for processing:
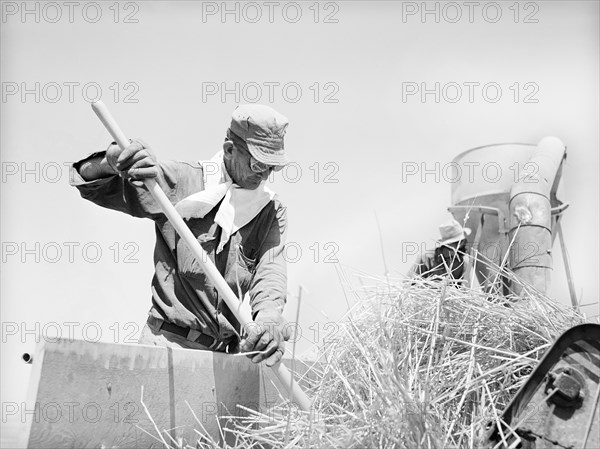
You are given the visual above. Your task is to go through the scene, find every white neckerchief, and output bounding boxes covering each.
[175,151,275,253]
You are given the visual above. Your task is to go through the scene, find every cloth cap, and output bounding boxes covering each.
[438,219,471,245]
[230,104,289,166]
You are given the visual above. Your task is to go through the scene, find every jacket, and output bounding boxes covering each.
[70,152,287,346]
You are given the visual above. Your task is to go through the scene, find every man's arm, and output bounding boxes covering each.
[240,202,288,366]
[250,203,287,315]
[71,140,204,219]
[77,153,117,181]
[78,140,158,181]
[408,250,436,278]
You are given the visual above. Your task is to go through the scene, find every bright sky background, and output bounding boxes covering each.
[1,1,598,444]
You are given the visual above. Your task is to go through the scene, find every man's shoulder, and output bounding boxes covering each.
[250,194,286,231]
[159,160,205,196]
[161,159,204,172]
[270,194,286,210]
[269,195,288,221]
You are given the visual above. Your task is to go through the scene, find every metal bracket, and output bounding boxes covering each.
[448,205,509,234]
[551,202,570,216]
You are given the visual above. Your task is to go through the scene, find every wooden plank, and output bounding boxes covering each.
[21,339,261,448]
[20,339,319,448]
[170,348,261,446]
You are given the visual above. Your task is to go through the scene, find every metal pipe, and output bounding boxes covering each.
[508,136,566,295]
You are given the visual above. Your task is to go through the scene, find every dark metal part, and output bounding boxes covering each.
[545,367,584,408]
[486,323,600,448]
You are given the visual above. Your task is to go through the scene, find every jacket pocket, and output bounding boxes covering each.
[237,244,257,274]
[225,243,256,295]
[177,233,216,280]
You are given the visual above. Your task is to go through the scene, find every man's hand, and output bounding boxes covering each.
[240,309,290,367]
[422,250,436,271]
[106,139,158,180]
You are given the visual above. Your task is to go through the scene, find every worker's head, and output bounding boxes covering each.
[223,104,289,189]
[438,219,471,248]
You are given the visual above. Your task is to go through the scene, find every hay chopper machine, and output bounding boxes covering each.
[447,137,599,448]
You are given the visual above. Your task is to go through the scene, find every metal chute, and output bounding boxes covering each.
[447,137,572,301]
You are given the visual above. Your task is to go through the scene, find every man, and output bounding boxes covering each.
[70,104,290,367]
[410,218,472,283]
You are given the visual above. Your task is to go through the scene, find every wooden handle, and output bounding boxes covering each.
[91,101,312,412]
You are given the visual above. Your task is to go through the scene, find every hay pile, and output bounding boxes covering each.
[219,269,584,449]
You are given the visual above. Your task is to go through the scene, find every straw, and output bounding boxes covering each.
[206,263,583,448]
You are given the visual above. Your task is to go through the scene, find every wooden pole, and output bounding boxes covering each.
[91,100,312,412]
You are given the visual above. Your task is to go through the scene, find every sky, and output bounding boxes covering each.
[1,1,599,445]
